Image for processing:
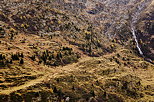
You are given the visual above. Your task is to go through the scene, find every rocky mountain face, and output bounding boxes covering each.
[0,0,154,102]
[136,5,154,60]
[58,0,154,60]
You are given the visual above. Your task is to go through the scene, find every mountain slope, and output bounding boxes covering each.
[0,0,154,102]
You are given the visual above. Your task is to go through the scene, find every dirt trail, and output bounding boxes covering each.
[0,56,92,95]
[0,76,46,95]
[0,48,131,95]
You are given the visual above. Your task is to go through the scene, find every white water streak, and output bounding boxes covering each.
[131,27,143,55]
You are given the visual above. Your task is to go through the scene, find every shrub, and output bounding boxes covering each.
[11,54,19,60]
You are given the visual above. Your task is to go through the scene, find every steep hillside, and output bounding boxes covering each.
[136,5,154,60]
[0,0,154,102]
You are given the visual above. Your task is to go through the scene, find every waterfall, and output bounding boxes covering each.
[131,26,143,55]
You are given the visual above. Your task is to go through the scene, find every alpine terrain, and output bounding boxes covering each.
[0,0,154,102]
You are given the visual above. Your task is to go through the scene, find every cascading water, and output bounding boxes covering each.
[128,0,153,56]
[131,26,143,55]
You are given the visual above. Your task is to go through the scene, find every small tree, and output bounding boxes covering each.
[0,61,5,67]
[30,55,35,61]
[90,90,95,97]
[20,53,24,58]
[0,54,4,60]
[19,59,24,64]
[10,59,13,64]
[53,87,58,93]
